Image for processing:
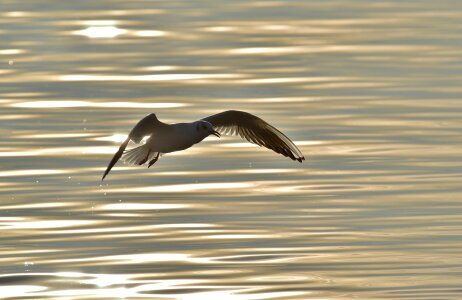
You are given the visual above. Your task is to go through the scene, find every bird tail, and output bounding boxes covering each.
[121,144,159,166]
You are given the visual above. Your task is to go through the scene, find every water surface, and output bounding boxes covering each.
[1,0,462,299]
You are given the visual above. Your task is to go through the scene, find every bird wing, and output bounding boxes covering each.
[102,136,129,181]
[202,110,305,162]
[102,113,164,180]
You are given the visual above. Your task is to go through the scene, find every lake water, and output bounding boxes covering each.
[1,1,462,299]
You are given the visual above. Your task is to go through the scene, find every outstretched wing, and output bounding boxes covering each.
[102,136,130,181]
[202,110,305,162]
[102,113,162,180]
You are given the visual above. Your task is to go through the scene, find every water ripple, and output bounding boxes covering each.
[1,0,462,299]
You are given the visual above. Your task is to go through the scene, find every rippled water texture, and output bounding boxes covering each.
[2,0,462,299]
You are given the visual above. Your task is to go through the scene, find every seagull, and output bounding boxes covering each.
[102,110,305,180]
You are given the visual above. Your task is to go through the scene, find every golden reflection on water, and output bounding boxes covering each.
[0,169,66,177]
[133,30,167,37]
[0,146,115,157]
[0,49,24,55]
[56,73,244,82]
[0,219,98,230]
[19,133,97,139]
[74,26,128,38]
[109,182,256,193]
[2,0,462,299]
[11,100,186,108]
[94,133,127,143]
[101,203,189,210]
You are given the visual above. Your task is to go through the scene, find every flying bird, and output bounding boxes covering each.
[102,110,305,180]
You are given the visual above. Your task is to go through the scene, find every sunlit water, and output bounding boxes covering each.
[1,1,462,299]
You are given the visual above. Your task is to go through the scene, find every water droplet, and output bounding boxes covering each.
[24,261,34,271]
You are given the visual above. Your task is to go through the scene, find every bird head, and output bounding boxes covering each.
[195,121,220,138]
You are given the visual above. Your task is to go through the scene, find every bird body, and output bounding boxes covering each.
[102,110,304,180]
[141,122,212,154]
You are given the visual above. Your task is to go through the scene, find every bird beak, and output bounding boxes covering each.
[211,130,221,138]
